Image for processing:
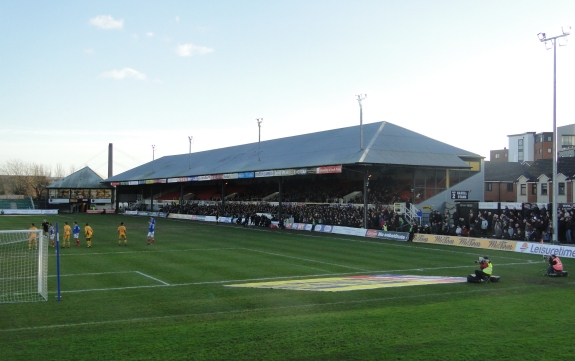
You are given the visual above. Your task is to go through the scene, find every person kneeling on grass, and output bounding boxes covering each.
[474,256,493,282]
[546,254,563,275]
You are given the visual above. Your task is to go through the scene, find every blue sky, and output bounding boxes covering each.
[2,1,575,177]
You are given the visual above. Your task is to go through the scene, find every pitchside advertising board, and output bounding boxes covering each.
[0,209,58,215]
[515,242,575,258]
[413,234,575,259]
[162,213,410,241]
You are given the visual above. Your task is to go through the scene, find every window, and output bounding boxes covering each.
[562,135,575,148]
[541,183,548,195]
[507,183,514,192]
[539,149,542,154]
[559,182,565,195]
[547,135,553,142]
[505,153,508,158]
[485,183,492,191]
[521,184,526,195]
[532,184,537,195]
[464,161,481,171]
[548,148,552,153]
[495,154,500,159]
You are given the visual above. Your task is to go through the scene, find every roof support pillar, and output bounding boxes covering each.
[278,177,283,225]
[363,170,368,229]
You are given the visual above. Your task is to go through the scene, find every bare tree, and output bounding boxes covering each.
[54,163,66,178]
[0,175,7,195]
[0,160,30,195]
[29,163,51,200]
[0,160,53,200]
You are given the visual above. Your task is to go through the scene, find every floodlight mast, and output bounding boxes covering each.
[188,136,193,169]
[151,144,156,172]
[256,118,263,162]
[356,94,367,150]
[538,27,570,244]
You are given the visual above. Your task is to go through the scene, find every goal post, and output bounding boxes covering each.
[0,229,48,303]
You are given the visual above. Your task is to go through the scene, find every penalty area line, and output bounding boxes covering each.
[134,271,170,285]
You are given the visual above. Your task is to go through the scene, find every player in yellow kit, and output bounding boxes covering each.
[28,223,38,250]
[84,223,93,248]
[117,222,127,246]
[62,221,71,248]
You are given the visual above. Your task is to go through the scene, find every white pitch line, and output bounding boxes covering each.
[134,271,170,285]
[295,264,336,273]
[238,247,368,271]
[48,271,134,278]
[53,247,240,257]
[62,284,169,293]
[3,282,571,333]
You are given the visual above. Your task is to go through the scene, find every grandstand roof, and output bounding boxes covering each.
[104,121,481,183]
[47,166,111,189]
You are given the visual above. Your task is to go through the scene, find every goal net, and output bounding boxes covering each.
[0,229,48,303]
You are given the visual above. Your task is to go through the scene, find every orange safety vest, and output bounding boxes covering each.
[553,256,563,271]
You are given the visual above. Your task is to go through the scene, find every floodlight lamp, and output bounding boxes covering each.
[562,26,571,35]
[538,32,546,41]
[545,41,553,50]
[559,37,569,47]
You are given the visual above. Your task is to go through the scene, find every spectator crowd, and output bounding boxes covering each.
[133,179,574,244]
[418,205,575,243]
[162,202,412,232]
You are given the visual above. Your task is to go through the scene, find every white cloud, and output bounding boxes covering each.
[84,48,95,54]
[89,15,124,30]
[146,32,154,37]
[175,16,180,23]
[100,68,147,80]
[176,43,214,57]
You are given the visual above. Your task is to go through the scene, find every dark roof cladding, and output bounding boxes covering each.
[47,166,110,189]
[104,121,480,183]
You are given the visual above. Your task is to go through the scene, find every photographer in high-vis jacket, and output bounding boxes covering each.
[474,256,493,281]
[547,254,563,275]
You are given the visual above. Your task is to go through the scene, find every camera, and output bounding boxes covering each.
[475,256,488,263]
[543,255,549,261]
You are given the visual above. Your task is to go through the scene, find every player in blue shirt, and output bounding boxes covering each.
[49,223,55,247]
[147,217,155,245]
[73,221,81,247]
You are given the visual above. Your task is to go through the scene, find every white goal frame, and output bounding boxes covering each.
[0,229,48,303]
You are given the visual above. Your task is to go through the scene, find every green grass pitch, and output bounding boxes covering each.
[1,214,574,360]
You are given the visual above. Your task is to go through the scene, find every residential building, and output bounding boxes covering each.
[489,148,509,163]
[491,124,575,162]
[484,158,575,203]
